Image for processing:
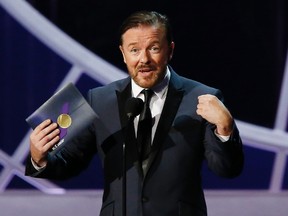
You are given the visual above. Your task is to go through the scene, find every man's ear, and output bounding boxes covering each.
[169,41,175,61]
[119,45,126,63]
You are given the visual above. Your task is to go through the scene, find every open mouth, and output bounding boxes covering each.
[138,67,153,73]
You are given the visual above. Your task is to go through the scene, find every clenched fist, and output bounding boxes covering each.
[196,94,233,136]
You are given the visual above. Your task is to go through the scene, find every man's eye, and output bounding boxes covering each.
[130,48,138,53]
[151,46,160,53]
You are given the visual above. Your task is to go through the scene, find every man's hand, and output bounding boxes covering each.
[196,94,233,136]
[30,119,60,167]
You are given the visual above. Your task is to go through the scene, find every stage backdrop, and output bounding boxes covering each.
[0,0,287,193]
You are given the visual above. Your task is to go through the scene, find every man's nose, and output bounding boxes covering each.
[140,50,150,64]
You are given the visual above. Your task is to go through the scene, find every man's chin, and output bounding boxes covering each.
[135,79,155,88]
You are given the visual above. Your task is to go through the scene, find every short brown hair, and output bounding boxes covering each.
[119,11,173,45]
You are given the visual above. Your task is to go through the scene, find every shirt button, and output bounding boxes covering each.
[142,196,149,202]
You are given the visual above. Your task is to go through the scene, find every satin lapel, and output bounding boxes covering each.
[145,78,184,177]
[116,83,143,176]
[116,83,131,131]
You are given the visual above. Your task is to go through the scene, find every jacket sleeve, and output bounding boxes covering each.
[203,120,244,178]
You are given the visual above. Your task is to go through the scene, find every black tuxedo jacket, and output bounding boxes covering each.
[26,66,244,216]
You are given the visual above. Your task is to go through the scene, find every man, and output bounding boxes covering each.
[26,10,244,216]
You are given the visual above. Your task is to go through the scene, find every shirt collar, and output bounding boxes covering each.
[131,66,171,99]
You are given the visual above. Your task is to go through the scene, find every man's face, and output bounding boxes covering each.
[119,25,174,88]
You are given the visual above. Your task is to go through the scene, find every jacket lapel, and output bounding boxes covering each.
[145,70,184,177]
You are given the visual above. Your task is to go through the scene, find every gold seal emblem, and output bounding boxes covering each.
[57,114,72,128]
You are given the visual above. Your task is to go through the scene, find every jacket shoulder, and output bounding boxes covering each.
[172,72,222,98]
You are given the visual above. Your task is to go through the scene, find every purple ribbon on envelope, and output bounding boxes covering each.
[59,102,69,139]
